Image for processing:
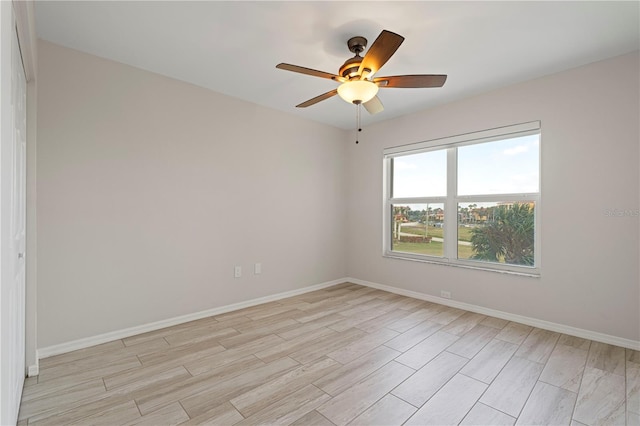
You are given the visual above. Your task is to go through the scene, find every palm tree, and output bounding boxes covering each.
[470,203,535,265]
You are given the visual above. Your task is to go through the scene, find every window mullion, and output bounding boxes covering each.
[445,147,457,261]
[389,197,446,205]
[457,193,540,203]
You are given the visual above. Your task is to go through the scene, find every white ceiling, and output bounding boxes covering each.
[34,1,639,130]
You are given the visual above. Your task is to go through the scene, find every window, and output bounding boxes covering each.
[384,122,540,275]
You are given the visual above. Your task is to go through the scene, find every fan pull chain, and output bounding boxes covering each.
[355,102,362,144]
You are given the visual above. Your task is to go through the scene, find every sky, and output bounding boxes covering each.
[392,134,540,200]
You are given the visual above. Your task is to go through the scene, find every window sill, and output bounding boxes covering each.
[383,252,541,278]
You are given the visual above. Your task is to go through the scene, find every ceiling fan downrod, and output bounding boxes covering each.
[341,36,368,79]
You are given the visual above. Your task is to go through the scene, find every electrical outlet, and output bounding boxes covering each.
[440,290,452,299]
[254,263,262,274]
[234,266,242,278]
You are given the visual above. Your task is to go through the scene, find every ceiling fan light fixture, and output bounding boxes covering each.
[337,80,379,104]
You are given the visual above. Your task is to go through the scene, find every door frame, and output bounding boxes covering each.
[0,1,36,424]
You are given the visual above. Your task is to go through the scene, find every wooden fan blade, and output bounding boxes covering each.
[374,75,447,88]
[296,89,339,108]
[276,63,344,82]
[357,30,404,78]
[363,95,384,115]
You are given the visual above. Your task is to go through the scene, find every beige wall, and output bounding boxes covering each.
[36,41,348,348]
[346,52,639,342]
[36,40,639,350]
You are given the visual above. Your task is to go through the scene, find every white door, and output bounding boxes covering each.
[2,16,27,424]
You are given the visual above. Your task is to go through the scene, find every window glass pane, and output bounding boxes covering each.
[392,150,446,198]
[458,134,539,196]
[391,203,444,257]
[458,201,535,266]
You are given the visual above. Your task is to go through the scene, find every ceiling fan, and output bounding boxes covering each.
[276,30,447,116]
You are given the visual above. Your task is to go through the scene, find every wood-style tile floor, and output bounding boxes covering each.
[19,283,639,425]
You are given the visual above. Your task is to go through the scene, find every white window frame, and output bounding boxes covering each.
[383,121,541,276]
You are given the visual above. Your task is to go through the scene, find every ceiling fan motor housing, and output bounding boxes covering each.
[339,57,362,79]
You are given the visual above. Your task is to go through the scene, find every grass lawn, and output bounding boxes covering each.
[393,241,475,258]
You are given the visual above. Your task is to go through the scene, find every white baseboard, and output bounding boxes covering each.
[348,277,640,351]
[37,278,345,360]
[27,363,39,377]
[36,275,639,362]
